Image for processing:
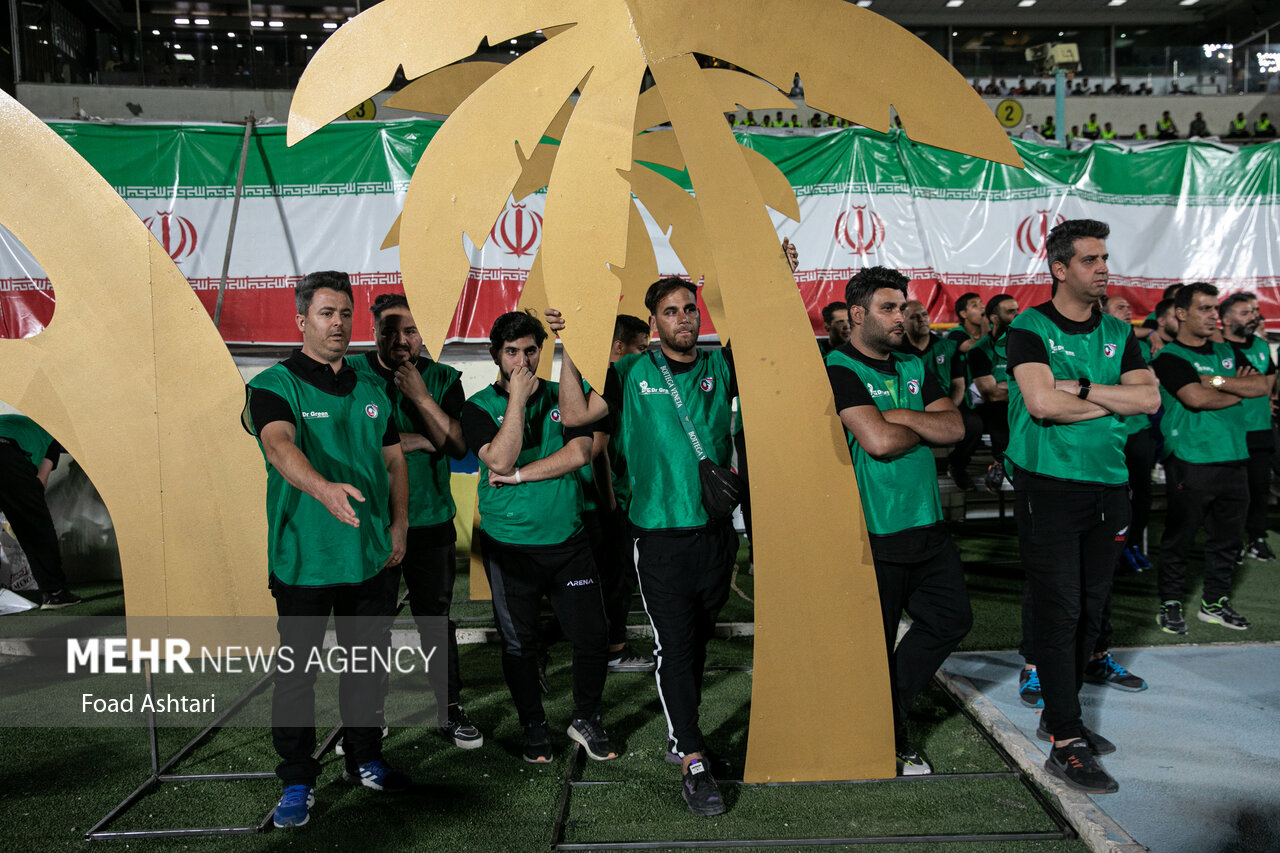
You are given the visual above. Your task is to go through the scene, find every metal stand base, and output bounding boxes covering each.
[548,672,1076,850]
[85,663,284,840]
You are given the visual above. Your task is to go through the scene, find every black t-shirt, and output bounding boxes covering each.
[1151,342,1209,394]
[1004,303,1143,492]
[248,350,400,446]
[897,335,966,381]
[460,380,592,456]
[826,344,946,412]
[825,344,949,563]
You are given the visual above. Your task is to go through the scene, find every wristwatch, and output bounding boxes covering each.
[1211,375,1226,389]
[1077,377,1091,400]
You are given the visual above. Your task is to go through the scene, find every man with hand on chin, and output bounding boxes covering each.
[348,293,483,750]
[243,271,411,828]
[459,311,616,767]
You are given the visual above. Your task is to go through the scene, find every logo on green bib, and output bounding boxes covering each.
[1103,343,1116,358]
[1222,358,1234,370]
[907,379,920,395]
[700,377,715,392]
[365,403,379,418]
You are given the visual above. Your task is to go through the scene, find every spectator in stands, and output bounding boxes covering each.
[984,78,1000,95]
[1135,124,1150,141]
[1256,113,1276,138]
[1156,112,1178,139]
[1014,78,1028,95]
[789,73,803,97]
[761,114,774,128]
[1040,116,1056,138]
[773,111,785,127]
[808,114,823,129]
[790,114,800,128]
[744,111,757,127]
[1101,123,1117,140]
[1226,112,1250,138]
[1069,125,1079,142]
[1083,114,1101,140]
[1107,79,1128,95]
[1188,112,1209,138]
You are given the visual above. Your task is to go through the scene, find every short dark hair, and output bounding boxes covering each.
[845,266,909,311]
[1154,298,1176,320]
[296,271,354,314]
[821,301,848,324]
[1218,291,1257,317]
[954,291,980,318]
[613,314,649,345]
[985,294,1014,319]
[1162,283,1184,300]
[1046,219,1110,279]
[489,309,547,349]
[644,277,698,316]
[1174,281,1218,312]
[370,292,410,324]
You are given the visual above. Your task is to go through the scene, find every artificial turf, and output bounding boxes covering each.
[2,510,1277,849]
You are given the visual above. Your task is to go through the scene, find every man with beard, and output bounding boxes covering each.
[946,292,989,490]
[1219,292,1277,562]
[347,293,482,749]
[459,311,616,766]
[1151,283,1267,634]
[1005,220,1159,794]
[820,301,851,356]
[899,301,965,407]
[244,271,410,828]
[551,277,742,818]
[969,294,1019,492]
[825,267,970,776]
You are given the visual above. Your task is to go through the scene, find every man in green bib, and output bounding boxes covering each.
[900,300,965,407]
[0,414,79,608]
[459,311,617,766]
[825,267,971,776]
[551,278,742,818]
[243,271,411,828]
[1151,283,1268,635]
[1005,219,1159,795]
[1218,292,1277,562]
[969,294,1019,491]
[946,292,989,490]
[819,301,851,357]
[347,293,483,749]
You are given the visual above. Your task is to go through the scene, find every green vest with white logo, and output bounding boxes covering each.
[347,352,459,529]
[1120,335,1156,436]
[1006,308,1131,485]
[1231,336,1273,434]
[614,350,734,532]
[971,332,1009,385]
[824,349,942,536]
[0,415,55,468]
[247,364,394,586]
[922,335,960,399]
[468,380,584,547]
[1154,341,1248,464]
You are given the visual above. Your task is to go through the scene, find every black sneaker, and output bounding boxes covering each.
[1244,538,1276,561]
[948,463,976,492]
[1036,723,1116,756]
[1158,600,1188,635]
[522,721,553,764]
[443,705,483,750]
[895,745,932,776]
[40,589,82,610]
[1198,597,1251,630]
[1044,739,1118,794]
[566,716,619,761]
[983,460,1006,493]
[1083,652,1148,692]
[681,758,727,817]
[607,645,656,673]
[1018,667,1043,708]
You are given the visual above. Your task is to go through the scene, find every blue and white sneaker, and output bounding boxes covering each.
[1018,667,1043,708]
[1083,652,1148,691]
[272,785,314,828]
[342,759,411,792]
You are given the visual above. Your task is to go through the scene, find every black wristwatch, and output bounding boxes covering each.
[1077,377,1092,400]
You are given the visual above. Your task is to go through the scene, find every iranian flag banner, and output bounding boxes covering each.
[2,120,1277,343]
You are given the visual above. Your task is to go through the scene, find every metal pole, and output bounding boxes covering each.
[8,0,22,86]
[1054,68,1065,146]
[214,112,255,330]
[1109,25,1116,81]
[134,0,144,86]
